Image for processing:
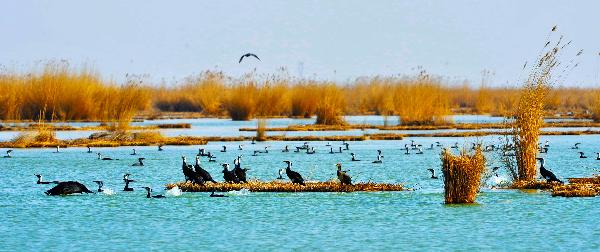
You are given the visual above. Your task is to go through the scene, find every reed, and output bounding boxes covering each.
[392,74,451,125]
[315,83,346,125]
[166,180,405,192]
[256,118,267,141]
[441,148,485,204]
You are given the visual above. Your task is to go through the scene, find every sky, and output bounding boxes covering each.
[1,0,599,86]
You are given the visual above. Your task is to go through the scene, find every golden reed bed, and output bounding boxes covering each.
[506,176,600,197]
[166,180,406,193]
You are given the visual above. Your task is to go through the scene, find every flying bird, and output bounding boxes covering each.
[239,53,260,63]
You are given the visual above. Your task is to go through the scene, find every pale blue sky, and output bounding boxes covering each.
[1,0,599,86]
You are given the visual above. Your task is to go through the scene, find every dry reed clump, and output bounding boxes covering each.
[441,148,485,204]
[290,82,320,118]
[315,84,346,125]
[551,184,599,197]
[592,90,600,122]
[154,123,192,129]
[508,180,558,190]
[392,74,451,126]
[166,180,405,192]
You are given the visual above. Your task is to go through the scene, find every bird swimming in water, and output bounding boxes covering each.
[132,157,145,166]
[351,153,360,161]
[306,147,315,154]
[54,146,60,153]
[210,189,228,197]
[536,158,562,184]
[238,145,244,150]
[251,138,256,144]
[208,153,216,162]
[35,174,59,185]
[435,141,442,147]
[427,144,434,150]
[233,156,249,183]
[572,143,581,149]
[329,147,334,154]
[45,181,93,196]
[404,147,410,155]
[451,142,459,149]
[579,152,587,159]
[283,160,305,185]
[87,146,92,153]
[93,181,104,192]
[427,169,438,179]
[142,187,165,198]
[337,147,343,153]
[221,146,227,152]
[372,150,383,163]
[158,145,164,151]
[277,169,285,180]
[123,173,135,191]
[596,152,600,160]
[222,163,240,183]
[343,142,350,150]
[239,53,260,63]
[415,148,424,155]
[194,156,216,183]
[282,145,289,152]
[97,153,117,160]
[3,149,12,158]
[130,149,137,155]
[336,163,352,185]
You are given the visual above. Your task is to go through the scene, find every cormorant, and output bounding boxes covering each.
[427,144,434,150]
[579,152,587,159]
[282,145,289,152]
[596,152,600,160]
[306,147,315,154]
[131,149,137,155]
[351,153,360,161]
[54,146,60,153]
[233,156,249,183]
[158,145,164,151]
[3,150,12,158]
[87,147,92,153]
[536,158,562,184]
[238,145,244,150]
[336,163,352,185]
[277,169,284,179]
[572,143,581,149]
[93,181,104,192]
[404,147,410,155]
[451,142,459,149]
[210,189,228,197]
[132,157,145,166]
[35,174,59,184]
[416,148,424,155]
[344,142,350,150]
[427,169,438,179]
[45,181,93,196]
[251,138,256,144]
[123,173,135,191]
[222,163,240,183]
[435,141,442,147]
[208,154,216,163]
[283,161,304,185]
[329,147,334,154]
[221,146,227,152]
[238,53,260,63]
[182,156,201,184]
[338,147,343,153]
[194,156,216,183]
[142,187,165,198]
[97,153,117,160]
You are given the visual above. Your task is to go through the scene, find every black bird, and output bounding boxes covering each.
[87,147,93,153]
[54,146,61,153]
[3,150,12,158]
[93,181,104,192]
[277,169,285,179]
[336,163,352,185]
[427,169,438,179]
[329,147,334,154]
[579,152,587,159]
[222,163,240,183]
[233,156,249,183]
[372,150,383,163]
[283,161,305,185]
[596,152,600,160]
[210,189,228,197]
[45,181,93,196]
[536,158,562,184]
[142,187,165,198]
[132,157,145,166]
[182,156,202,184]
[239,53,260,63]
[97,153,117,160]
[404,147,410,155]
[426,144,434,150]
[415,148,424,155]
[238,145,244,150]
[306,147,315,154]
[351,153,360,161]
[282,145,289,152]
[123,173,135,191]
[492,166,501,177]
[572,143,581,149]
[194,156,216,183]
[221,146,227,152]
[158,145,164,151]
[343,142,350,150]
[130,149,137,155]
[35,174,59,185]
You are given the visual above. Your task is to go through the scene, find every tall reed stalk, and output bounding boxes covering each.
[441,148,485,204]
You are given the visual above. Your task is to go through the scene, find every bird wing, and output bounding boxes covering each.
[250,54,260,61]
[239,55,245,63]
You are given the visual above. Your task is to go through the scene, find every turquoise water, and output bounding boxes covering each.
[1,135,600,251]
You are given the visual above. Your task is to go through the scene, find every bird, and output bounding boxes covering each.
[132,157,145,166]
[415,148,424,155]
[45,181,94,196]
[372,150,383,163]
[123,174,135,191]
[451,142,459,149]
[404,147,410,155]
[306,147,316,154]
[35,174,59,185]
[282,145,289,152]
[3,150,12,158]
[158,145,164,151]
[182,156,203,184]
[142,187,165,198]
[97,153,117,160]
[239,53,260,63]
[336,163,352,185]
[351,153,360,161]
[427,169,438,179]
[536,158,562,184]
[233,156,249,183]
[426,144,434,150]
[93,181,104,192]
[222,163,240,183]
[238,145,244,150]
[277,169,285,180]
[579,152,587,159]
[329,147,334,154]
[54,146,60,153]
[87,146,93,153]
[596,152,600,160]
[343,142,350,150]
[491,167,501,177]
[130,149,137,155]
[210,189,228,197]
[194,156,216,183]
[572,143,581,149]
[283,161,305,185]
[198,148,208,156]
[221,146,227,152]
